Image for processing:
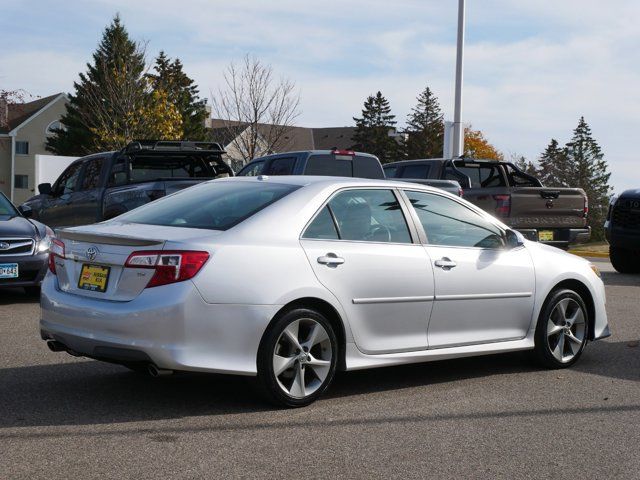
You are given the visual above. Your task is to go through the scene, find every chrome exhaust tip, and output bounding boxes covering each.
[147,364,173,377]
[47,340,66,352]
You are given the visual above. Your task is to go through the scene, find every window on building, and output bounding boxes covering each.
[15,141,29,155]
[46,120,66,135]
[14,175,29,189]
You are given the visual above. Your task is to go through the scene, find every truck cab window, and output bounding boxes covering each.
[80,157,105,190]
[53,162,82,196]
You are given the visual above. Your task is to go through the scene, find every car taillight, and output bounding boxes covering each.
[48,238,65,274]
[124,250,210,288]
[458,187,464,197]
[584,197,589,218]
[493,194,511,217]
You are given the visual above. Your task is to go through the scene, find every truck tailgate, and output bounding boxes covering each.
[509,188,587,229]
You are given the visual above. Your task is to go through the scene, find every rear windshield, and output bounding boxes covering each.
[305,154,383,179]
[117,181,299,231]
[454,163,506,188]
[128,155,215,182]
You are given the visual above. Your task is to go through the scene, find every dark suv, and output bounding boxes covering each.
[236,150,385,179]
[605,189,640,273]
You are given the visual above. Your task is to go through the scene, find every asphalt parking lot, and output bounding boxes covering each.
[1,257,638,479]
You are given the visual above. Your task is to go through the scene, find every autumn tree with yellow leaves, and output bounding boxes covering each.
[463,125,503,160]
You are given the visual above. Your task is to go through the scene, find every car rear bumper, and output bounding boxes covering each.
[0,252,48,288]
[40,274,280,375]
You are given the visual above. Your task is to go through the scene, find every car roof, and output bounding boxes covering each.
[210,174,448,194]
[249,150,379,162]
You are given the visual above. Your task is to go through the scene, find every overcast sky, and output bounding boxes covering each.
[1,0,638,193]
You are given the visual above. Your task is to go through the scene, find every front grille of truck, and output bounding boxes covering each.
[0,238,35,256]
[612,205,640,230]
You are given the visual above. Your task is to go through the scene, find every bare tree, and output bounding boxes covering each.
[212,55,301,164]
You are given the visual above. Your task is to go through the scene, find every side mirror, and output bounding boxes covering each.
[18,205,33,218]
[38,183,52,195]
[505,229,525,249]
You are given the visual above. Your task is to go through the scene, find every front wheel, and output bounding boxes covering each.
[257,308,338,407]
[534,289,588,368]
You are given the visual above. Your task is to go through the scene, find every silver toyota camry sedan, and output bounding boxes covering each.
[41,176,610,406]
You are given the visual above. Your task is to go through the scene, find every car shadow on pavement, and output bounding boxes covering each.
[601,271,640,287]
[0,287,40,305]
[0,341,636,431]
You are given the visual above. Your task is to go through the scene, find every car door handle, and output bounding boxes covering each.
[434,257,457,270]
[317,253,345,266]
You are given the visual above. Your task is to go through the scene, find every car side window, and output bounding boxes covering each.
[80,157,105,190]
[404,190,505,248]
[325,189,411,243]
[263,157,296,176]
[237,160,265,177]
[108,156,128,187]
[53,162,82,196]
[383,166,397,178]
[401,164,430,179]
[302,206,339,240]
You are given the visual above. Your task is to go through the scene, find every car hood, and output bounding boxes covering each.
[0,215,38,238]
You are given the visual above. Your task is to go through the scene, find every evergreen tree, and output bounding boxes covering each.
[537,138,570,187]
[351,91,400,164]
[512,154,538,177]
[147,51,208,140]
[403,86,444,159]
[47,16,182,155]
[565,117,611,240]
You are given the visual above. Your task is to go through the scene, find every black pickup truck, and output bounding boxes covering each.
[21,141,233,228]
[385,158,590,249]
[605,189,640,273]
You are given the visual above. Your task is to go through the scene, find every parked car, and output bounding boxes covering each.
[0,192,52,295]
[605,189,640,273]
[238,149,462,195]
[41,176,609,406]
[21,141,233,229]
[236,149,385,178]
[385,158,591,248]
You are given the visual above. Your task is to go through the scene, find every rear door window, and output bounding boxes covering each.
[128,155,213,182]
[353,156,384,179]
[383,166,397,178]
[262,157,296,175]
[400,164,430,179]
[237,160,265,176]
[302,206,339,240]
[80,156,106,190]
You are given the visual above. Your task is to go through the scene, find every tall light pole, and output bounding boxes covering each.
[451,0,465,157]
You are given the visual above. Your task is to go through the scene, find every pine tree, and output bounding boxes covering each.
[404,86,444,159]
[512,154,538,177]
[47,16,183,154]
[351,91,400,164]
[147,52,208,140]
[565,117,611,240]
[537,139,570,187]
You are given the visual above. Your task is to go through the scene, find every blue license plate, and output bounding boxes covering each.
[0,263,18,278]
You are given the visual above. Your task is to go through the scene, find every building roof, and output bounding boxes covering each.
[0,93,64,134]
[207,119,357,152]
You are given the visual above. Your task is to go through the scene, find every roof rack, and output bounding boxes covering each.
[124,140,225,153]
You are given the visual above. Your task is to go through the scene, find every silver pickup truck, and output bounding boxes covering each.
[384,158,590,249]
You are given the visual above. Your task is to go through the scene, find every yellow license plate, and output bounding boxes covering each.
[538,230,554,242]
[78,264,110,293]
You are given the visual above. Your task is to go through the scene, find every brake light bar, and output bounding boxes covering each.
[331,149,355,156]
[125,250,210,288]
[48,238,65,274]
[584,197,589,218]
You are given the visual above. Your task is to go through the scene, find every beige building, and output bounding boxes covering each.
[0,93,68,204]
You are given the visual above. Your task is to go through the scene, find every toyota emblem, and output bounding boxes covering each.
[86,246,99,261]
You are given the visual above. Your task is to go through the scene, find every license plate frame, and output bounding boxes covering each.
[538,230,554,242]
[78,264,111,293]
[0,263,19,279]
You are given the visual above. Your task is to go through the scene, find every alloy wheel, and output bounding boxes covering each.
[546,297,586,363]
[272,318,333,399]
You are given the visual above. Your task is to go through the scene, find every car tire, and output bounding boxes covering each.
[610,247,640,274]
[534,289,589,368]
[257,308,338,407]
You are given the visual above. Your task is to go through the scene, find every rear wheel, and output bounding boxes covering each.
[257,308,338,407]
[610,247,640,274]
[534,289,588,368]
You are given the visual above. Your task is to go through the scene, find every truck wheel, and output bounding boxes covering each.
[610,247,640,274]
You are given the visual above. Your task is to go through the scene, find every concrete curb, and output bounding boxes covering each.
[568,250,609,258]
